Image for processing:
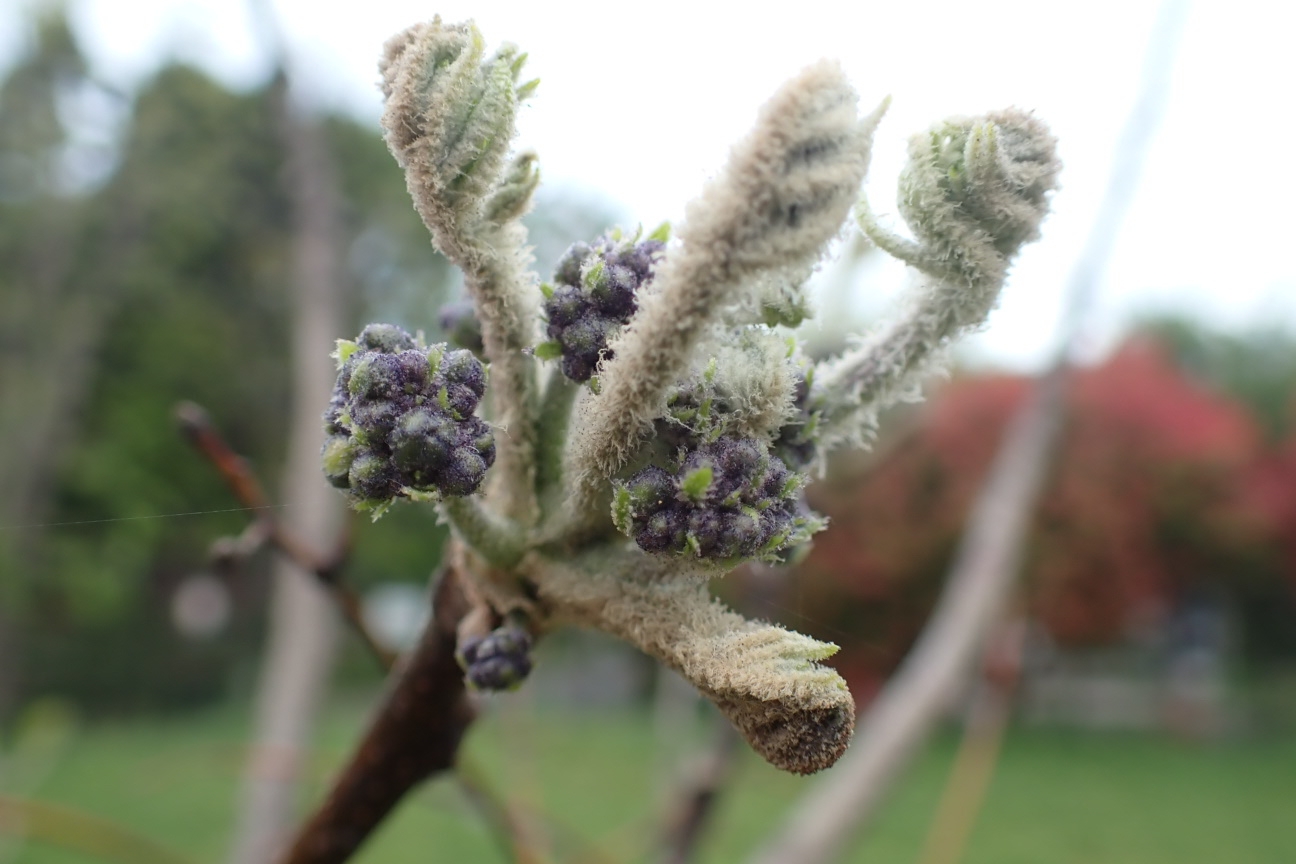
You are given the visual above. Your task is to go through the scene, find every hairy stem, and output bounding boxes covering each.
[564,64,878,518]
[534,366,579,492]
[440,495,527,569]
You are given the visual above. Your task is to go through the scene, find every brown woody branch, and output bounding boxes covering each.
[178,402,544,861]
[277,563,477,864]
[175,401,396,670]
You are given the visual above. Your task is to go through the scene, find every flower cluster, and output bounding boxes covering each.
[613,437,812,561]
[350,15,1061,779]
[771,371,819,471]
[322,323,495,509]
[457,621,533,691]
[539,231,666,382]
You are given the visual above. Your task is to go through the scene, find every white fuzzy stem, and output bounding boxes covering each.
[564,64,881,519]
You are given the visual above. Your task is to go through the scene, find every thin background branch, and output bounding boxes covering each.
[654,718,742,864]
[176,403,391,669]
[178,407,539,862]
[913,617,1026,864]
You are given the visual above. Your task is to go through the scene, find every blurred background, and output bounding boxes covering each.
[1,0,1294,862]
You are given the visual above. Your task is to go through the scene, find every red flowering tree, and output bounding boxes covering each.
[781,338,1283,691]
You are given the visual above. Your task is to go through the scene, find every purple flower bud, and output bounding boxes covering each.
[439,349,487,397]
[617,436,802,560]
[541,234,664,382]
[553,240,593,286]
[321,324,496,508]
[357,323,417,354]
[458,624,534,692]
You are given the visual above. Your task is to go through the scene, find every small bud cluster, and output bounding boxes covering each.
[613,437,813,561]
[437,300,484,356]
[771,371,819,471]
[539,232,665,382]
[322,323,495,509]
[457,623,533,691]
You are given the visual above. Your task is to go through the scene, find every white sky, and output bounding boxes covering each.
[6,0,1295,370]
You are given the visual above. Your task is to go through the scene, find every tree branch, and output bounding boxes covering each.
[176,401,397,671]
[179,405,544,861]
[915,616,1025,864]
[277,563,477,864]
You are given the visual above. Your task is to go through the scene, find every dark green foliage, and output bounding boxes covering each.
[46,65,294,622]
[323,114,459,329]
[0,14,453,714]
[1141,316,1296,441]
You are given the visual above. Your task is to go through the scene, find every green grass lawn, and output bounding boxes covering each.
[4,693,1294,864]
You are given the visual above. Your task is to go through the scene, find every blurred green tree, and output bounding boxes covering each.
[784,335,1295,695]
[1143,315,1296,441]
[0,9,623,718]
[0,10,117,717]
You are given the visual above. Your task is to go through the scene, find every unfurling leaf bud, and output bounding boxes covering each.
[380,18,533,230]
[899,109,1059,264]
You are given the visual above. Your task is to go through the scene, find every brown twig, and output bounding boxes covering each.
[278,562,477,864]
[456,757,553,864]
[176,401,397,670]
[655,719,743,864]
[178,402,546,860]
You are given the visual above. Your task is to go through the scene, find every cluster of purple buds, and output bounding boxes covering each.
[653,383,716,452]
[321,323,495,508]
[457,623,534,691]
[771,372,819,471]
[539,231,665,382]
[437,299,484,357]
[614,437,806,561]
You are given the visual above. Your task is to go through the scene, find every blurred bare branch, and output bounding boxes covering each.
[176,402,392,670]
[915,617,1026,864]
[654,718,742,864]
